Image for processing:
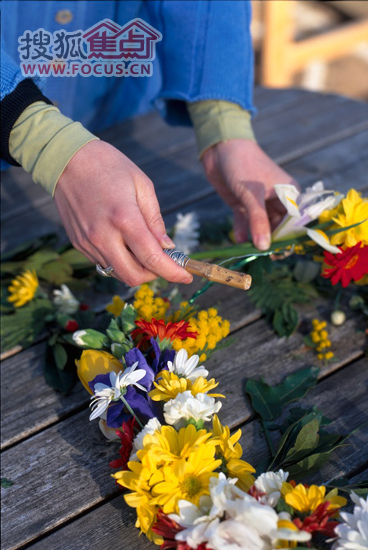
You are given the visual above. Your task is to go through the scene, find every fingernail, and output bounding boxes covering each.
[163,234,176,248]
[180,276,193,284]
[256,236,270,251]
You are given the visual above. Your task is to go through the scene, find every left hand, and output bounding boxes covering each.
[201,139,299,250]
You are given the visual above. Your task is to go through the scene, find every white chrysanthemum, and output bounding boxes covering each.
[333,494,368,550]
[209,473,247,517]
[167,348,209,381]
[173,212,200,254]
[89,363,147,421]
[170,497,218,548]
[129,417,161,461]
[163,391,221,428]
[254,470,289,507]
[53,284,80,314]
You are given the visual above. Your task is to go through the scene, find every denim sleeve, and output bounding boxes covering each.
[146,0,255,125]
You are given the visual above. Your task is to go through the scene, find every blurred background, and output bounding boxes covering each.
[251,0,368,102]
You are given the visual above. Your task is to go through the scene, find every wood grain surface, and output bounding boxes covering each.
[1,88,367,550]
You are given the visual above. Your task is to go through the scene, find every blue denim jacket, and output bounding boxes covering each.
[1,1,254,143]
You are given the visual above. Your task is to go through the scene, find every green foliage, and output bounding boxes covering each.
[1,299,54,352]
[245,367,319,421]
[248,267,318,337]
[120,304,137,334]
[1,478,14,488]
[44,342,80,393]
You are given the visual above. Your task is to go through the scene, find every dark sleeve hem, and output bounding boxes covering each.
[0,79,53,166]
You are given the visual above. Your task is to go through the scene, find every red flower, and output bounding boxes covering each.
[131,318,198,350]
[64,320,79,332]
[152,511,208,550]
[322,242,368,287]
[79,303,90,311]
[109,417,135,470]
[293,501,339,538]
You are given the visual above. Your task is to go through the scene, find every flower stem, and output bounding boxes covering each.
[120,395,144,430]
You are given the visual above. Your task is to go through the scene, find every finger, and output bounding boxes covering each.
[136,177,175,249]
[237,182,271,251]
[233,207,249,243]
[117,207,193,284]
[102,242,158,286]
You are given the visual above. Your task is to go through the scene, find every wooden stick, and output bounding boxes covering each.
[185,259,251,290]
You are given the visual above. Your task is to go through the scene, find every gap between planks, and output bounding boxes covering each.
[16,355,368,550]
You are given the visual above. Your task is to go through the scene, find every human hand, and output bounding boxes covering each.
[201,140,299,250]
[54,140,193,286]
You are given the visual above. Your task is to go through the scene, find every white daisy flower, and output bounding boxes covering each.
[333,493,368,550]
[254,470,289,507]
[53,284,80,315]
[89,362,147,421]
[163,391,221,428]
[167,348,209,381]
[173,212,200,254]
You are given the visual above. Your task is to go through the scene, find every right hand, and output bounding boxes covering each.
[54,140,193,287]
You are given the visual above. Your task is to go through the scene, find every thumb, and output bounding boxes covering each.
[238,182,271,250]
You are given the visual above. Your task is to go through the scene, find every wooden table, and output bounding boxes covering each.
[1,88,368,550]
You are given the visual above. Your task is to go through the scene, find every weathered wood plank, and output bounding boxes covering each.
[0,281,260,450]
[2,126,368,447]
[2,92,368,251]
[22,359,368,550]
[1,306,365,549]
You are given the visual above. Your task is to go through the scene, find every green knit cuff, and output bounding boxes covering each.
[187,100,256,158]
[9,101,99,196]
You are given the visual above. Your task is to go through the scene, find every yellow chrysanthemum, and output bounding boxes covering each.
[212,415,255,492]
[330,189,368,248]
[140,424,217,465]
[281,483,347,514]
[276,518,310,548]
[149,371,224,402]
[105,295,125,316]
[7,269,39,307]
[114,462,162,544]
[151,447,221,514]
[133,284,169,322]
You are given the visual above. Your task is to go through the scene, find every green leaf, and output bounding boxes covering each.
[1,299,53,352]
[52,343,68,370]
[1,478,14,488]
[38,259,73,285]
[245,379,283,421]
[276,499,294,515]
[276,367,319,406]
[273,303,298,337]
[44,343,80,392]
[60,248,93,270]
[23,249,60,271]
[106,328,128,344]
[287,451,332,479]
[294,260,320,283]
[120,304,137,334]
[284,419,320,463]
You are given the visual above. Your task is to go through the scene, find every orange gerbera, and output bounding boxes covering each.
[322,242,368,287]
[132,318,198,350]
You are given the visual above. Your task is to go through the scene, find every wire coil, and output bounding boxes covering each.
[163,249,189,268]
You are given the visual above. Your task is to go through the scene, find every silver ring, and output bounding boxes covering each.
[96,263,114,277]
